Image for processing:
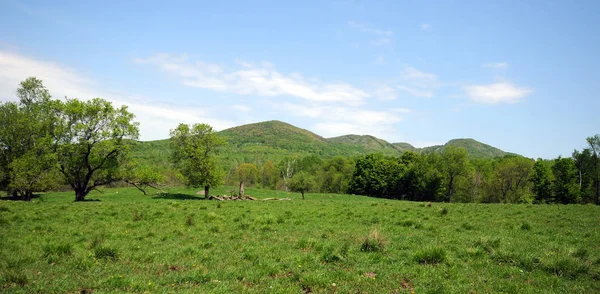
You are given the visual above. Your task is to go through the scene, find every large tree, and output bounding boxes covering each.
[551,157,580,204]
[587,135,600,204]
[54,98,139,201]
[236,163,258,196]
[260,160,278,190]
[439,146,470,202]
[170,123,225,198]
[489,156,534,203]
[0,77,58,200]
[530,158,553,203]
[289,171,315,200]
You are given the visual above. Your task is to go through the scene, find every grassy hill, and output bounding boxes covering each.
[129,121,513,170]
[421,138,510,159]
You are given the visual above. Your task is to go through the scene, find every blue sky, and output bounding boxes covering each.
[1,0,599,159]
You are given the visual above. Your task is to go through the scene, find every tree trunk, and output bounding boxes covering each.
[75,189,87,201]
[301,191,305,200]
[239,181,245,197]
[204,185,210,200]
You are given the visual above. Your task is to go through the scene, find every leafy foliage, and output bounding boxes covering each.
[170,123,226,197]
[54,98,139,201]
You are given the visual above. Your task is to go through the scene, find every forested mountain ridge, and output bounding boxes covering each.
[129,120,513,169]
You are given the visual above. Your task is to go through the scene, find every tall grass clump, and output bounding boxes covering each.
[414,247,447,264]
[360,229,386,252]
[94,246,119,261]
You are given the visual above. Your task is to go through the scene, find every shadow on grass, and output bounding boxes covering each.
[75,199,101,202]
[0,194,41,201]
[152,193,205,200]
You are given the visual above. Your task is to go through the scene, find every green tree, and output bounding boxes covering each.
[551,157,580,204]
[236,163,258,196]
[54,98,139,201]
[488,156,534,203]
[348,153,404,198]
[530,158,553,203]
[587,135,600,204]
[170,123,225,198]
[289,171,315,200]
[0,77,58,200]
[318,156,354,194]
[260,160,278,190]
[439,146,470,202]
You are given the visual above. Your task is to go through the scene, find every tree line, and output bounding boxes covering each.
[1,77,598,204]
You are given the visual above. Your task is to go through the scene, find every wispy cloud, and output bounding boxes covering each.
[372,84,397,100]
[462,82,532,104]
[0,51,235,140]
[347,21,393,46]
[374,55,386,65]
[134,54,370,106]
[483,62,509,69]
[278,103,403,139]
[232,104,251,112]
[420,23,431,31]
[397,66,439,98]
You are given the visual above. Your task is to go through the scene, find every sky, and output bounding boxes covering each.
[0,0,599,159]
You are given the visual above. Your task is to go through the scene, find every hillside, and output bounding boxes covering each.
[421,138,509,159]
[327,134,416,156]
[130,121,513,169]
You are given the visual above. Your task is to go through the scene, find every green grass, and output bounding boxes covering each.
[1,187,599,293]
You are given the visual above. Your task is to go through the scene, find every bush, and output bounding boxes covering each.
[360,230,385,252]
[439,207,449,216]
[414,247,447,264]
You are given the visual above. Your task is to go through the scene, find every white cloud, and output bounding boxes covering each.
[372,84,397,100]
[278,103,403,139]
[420,23,431,31]
[483,62,509,69]
[462,82,532,104]
[396,86,433,98]
[347,21,393,46]
[232,104,251,112]
[0,50,235,140]
[374,55,386,65]
[397,66,438,98]
[135,54,369,106]
[391,108,413,114]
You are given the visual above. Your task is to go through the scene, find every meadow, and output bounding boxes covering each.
[1,187,599,293]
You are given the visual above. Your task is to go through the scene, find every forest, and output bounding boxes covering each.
[1,77,599,205]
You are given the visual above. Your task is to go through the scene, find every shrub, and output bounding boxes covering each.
[414,247,447,264]
[439,207,449,216]
[360,229,385,252]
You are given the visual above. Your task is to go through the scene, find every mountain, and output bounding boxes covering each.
[327,134,416,156]
[129,120,513,169]
[421,138,510,159]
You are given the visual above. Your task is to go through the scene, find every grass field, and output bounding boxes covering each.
[1,187,599,293]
